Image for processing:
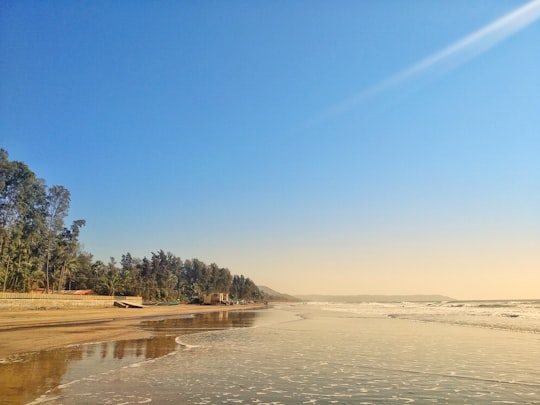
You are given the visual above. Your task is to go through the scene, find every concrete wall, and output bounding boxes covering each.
[0,293,142,310]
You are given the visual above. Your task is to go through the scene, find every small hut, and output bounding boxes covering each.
[202,292,229,305]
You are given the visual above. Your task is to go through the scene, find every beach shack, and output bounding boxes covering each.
[202,292,229,305]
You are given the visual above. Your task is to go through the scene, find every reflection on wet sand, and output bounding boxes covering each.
[0,310,260,405]
[1,349,81,405]
[140,309,258,332]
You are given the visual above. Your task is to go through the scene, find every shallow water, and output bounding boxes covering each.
[0,310,260,405]
[3,302,540,404]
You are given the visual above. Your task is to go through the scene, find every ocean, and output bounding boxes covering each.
[3,300,540,404]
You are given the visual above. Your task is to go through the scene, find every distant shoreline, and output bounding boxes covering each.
[294,294,456,303]
[0,303,265,359]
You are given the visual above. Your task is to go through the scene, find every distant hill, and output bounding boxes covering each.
[258,286,301,302]
[294,294,455,303]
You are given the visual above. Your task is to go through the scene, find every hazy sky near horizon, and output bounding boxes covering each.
[1,1,539,300]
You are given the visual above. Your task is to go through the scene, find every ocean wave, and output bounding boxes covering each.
[175,336,200,349]
[315,300,540,333]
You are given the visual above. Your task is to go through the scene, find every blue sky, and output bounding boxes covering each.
[1,0,539,299]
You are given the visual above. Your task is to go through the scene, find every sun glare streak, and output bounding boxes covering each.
[308,0,540,126]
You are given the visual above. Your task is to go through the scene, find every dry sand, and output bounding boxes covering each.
[0,303,265,359]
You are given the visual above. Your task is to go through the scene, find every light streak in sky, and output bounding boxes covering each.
[309,0,540,125]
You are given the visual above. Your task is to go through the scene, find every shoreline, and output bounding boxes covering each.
[0,303,266,359]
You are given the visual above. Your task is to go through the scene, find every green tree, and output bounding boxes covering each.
[98,257,120,296]
[43,185,71,293]
[0,149,47,292]
[50,219,85,292]
[231,274,262,301]
[69,251,93,290]
[91,260,106,292]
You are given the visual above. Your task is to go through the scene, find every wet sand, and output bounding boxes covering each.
[0,303,265,359]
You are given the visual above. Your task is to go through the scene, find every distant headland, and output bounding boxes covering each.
[293,294,455,303]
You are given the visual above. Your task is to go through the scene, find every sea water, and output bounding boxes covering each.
[4,301,540,404]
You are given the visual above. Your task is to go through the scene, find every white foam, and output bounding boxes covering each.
[175,336,200,349]
[315,300,540,333]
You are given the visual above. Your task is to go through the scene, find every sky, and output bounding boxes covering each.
[1,0,539,300]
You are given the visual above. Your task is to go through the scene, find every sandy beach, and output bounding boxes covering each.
[0,303,265,359]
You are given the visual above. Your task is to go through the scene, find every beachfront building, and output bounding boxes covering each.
[202,292,229,305]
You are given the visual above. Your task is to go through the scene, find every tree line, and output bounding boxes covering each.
[0,149,262,302]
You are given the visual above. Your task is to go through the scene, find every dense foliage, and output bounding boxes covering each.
[0,149,263,301]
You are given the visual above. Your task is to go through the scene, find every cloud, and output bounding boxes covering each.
[308,0,540,126]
